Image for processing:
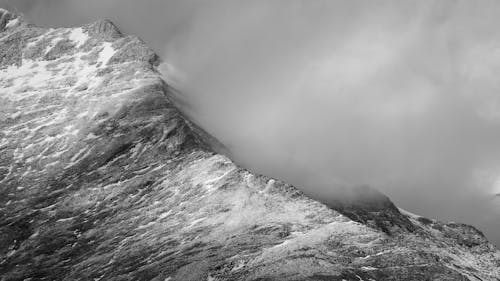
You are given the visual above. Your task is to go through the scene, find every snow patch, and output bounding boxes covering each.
[398,208,421,219]
[69,147,89,163]
[98,43,115,65]
[68,28,88,48]
[158,211,171,219]
[256,221,370,262]
[1,60,53,98]
[137,221,156,229]
[85,133,99,141]
[186,217,205,228]
[263,179,275,193]
[185,155,236,192]
[76,111,89,118]
[5,18,19,29]
[9,111,21,119]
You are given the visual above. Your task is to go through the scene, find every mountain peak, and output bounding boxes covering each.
[85,19,123,40]
[0,8,21,32]
[0,7,11,21]
[0,14,499,281]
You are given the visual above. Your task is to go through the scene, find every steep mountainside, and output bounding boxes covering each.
[0,10,499,281]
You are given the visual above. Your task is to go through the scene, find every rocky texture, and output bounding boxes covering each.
[0,10,499,281]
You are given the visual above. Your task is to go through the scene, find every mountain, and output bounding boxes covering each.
[0,9,499,281]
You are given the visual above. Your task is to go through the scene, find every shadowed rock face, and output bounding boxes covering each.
[0,10,499,281]
[322,186,417,235]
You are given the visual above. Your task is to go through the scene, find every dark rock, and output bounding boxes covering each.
[0,9,12,32]
[85,19,122,40]
[109,36,159,66]
[44,39,76,61]
[325,185,417,234]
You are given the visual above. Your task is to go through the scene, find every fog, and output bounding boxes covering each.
[2,0,499,245]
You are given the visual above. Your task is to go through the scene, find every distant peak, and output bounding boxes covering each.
[84,19,122,40]
[0,8,26,32]
[0,8,13,31]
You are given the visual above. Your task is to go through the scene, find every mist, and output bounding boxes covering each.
[2,0,500,245]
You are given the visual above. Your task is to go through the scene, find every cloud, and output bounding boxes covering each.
[3,0,500,245]
[158,0,500,245]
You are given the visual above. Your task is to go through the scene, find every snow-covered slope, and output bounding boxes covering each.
[0,10,499,281]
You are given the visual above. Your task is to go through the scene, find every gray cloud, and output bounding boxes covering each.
[2,0,500,245]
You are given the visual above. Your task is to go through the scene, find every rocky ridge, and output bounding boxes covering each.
[0,9,499,281]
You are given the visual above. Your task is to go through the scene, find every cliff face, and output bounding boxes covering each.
[0,10,499,281]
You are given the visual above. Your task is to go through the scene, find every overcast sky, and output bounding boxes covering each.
[2,0,499,245]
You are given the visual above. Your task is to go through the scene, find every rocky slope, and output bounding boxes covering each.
[0,9,499,281]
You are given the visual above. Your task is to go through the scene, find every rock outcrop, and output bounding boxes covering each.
[0,11,499,281]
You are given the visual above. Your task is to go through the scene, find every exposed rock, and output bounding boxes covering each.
[324,185,417,234]
[0,8,12,31]
[109,36,160,66]
[84,19,123,40]
[0,11,499,281]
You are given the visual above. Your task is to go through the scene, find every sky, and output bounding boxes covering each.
[1,0,499,245]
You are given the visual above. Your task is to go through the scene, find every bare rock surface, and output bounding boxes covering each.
[0,11,499,281]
